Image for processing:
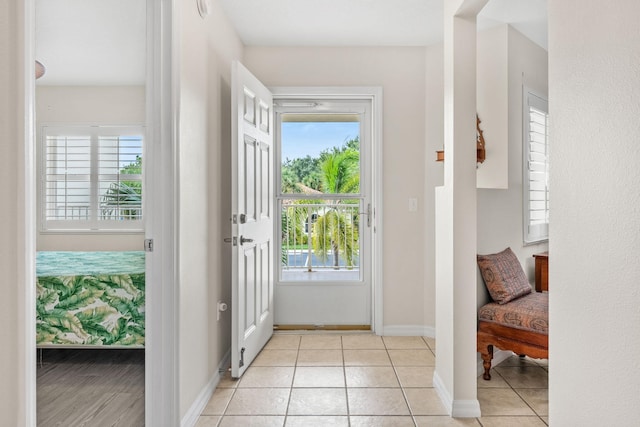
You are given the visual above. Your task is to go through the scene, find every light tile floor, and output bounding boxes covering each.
[197,334,548,427]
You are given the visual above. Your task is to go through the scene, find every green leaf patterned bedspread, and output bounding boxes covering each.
[36,251,145,348]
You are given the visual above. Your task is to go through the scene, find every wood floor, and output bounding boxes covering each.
[37,348,145,427]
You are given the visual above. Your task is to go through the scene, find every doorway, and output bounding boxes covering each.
[272,89,383,330]
[34,0,146,424]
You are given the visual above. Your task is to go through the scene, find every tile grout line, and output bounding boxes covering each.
[282,335,302,426]
[386,340,419,427]
[340,335,353,427]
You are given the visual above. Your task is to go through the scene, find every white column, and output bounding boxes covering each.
[433,0,487,417]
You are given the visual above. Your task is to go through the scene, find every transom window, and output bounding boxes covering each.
[40,125,144,232]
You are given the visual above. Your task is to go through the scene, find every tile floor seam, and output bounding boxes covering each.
[512,387,546,419]
[206,335,547,427]
[282,345,301,425]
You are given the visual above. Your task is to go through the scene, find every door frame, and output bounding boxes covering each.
[21,0,178,424]
[271,86,384,333]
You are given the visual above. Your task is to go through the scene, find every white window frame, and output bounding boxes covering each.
[39,124,145,233]
[523,88,549,244]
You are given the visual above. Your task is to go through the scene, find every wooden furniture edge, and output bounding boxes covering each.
[477,321,548,380]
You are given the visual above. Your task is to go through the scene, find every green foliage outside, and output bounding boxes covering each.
[282,137,359,194]
[281,137,361,268]
[101,155,143,220]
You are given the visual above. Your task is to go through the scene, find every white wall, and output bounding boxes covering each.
[177,0,243,419]
[476,25,549,305]
[427,26,549,324]
[549,0,640,424]
[244,47,429,332]
[35,85,146,251]
[477,25,508,189]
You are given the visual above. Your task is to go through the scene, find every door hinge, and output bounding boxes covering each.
[144,239,154,252]
[239,347,245,368]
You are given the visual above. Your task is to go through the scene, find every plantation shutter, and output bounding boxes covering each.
[42,126,144,231]
[524,91,549,243]
[98,135,143,221]
[44,134,92,221]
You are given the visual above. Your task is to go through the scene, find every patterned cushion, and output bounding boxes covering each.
[478,292,548,334]
[477,247,532,304]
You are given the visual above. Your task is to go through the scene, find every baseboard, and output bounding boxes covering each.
[452,399,481,417]
[380,325,435,337]
[180,348,231,427]
[433,368,481,418]
[432,370,453,416]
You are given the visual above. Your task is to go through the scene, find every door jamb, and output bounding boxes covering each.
[21,0,179,424]
[270,86,384,334]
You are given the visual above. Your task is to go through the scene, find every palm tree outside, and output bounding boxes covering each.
[280,120,362,272]
[311,145,360,269]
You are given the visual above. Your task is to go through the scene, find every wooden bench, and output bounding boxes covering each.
[477,292,548,380]
[476,247,549,380]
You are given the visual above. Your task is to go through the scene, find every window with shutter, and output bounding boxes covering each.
[523,90,549,243]
[41,125,144,232]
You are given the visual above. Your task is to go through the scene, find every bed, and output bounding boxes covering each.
[36,251,145,348]
[476,248,548,380]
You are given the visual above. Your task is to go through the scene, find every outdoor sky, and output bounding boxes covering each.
[281,122,360,161]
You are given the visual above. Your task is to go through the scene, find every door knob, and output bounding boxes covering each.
[240,236,254,245]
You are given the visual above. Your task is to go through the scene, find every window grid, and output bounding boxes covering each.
[42,126,144,231]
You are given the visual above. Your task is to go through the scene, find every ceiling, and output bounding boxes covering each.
[220,0,547,49]
[35,0,546,86]
[35,0,146,86]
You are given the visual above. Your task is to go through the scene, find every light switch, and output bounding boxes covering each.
[409,198,418,212]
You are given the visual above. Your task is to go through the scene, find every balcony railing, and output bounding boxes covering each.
[280,201,360,276]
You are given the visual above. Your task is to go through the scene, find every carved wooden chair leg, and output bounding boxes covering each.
[481,344,494,380]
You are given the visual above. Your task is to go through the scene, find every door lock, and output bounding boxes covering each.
[358,203,372,227]
[240,236,254,245]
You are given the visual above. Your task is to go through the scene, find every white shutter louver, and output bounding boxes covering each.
[524,91,549,243]
[41,126,144,231]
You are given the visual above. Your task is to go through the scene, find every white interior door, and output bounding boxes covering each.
[231,61,274,378]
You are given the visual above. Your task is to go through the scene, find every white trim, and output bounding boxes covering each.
[270,86,384,333]
[434,360,482,418]
[432,370,453,416]
[382,325,435,337]
[144,0,179,425]
[180,350,231,427]
[452,399,481,418]
[22,0,37,424]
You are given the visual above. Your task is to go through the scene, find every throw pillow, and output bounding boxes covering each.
[477,247,532,304]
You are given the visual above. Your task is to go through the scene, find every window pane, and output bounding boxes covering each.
[98,135,143,221]
[280,116,360,195]
[279,198,360,278]
[42,127,144,229]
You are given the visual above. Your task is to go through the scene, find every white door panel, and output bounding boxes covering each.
[232,61,274,378]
